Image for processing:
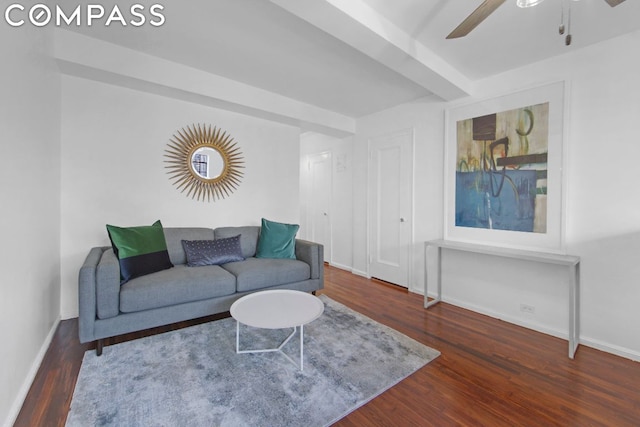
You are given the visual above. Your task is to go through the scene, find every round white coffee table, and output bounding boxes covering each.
[230,289,324,371]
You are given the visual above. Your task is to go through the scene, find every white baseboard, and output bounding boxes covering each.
[350,269,369,278]
[579,336,640,362]
[443,296,568,339]
[3,317,60,427]
[409,285,424,296]
[327,262,351,272]
[438,296,640,362]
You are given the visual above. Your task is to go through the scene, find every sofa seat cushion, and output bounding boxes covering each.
[221,257,311,292]
[120,264,236,313]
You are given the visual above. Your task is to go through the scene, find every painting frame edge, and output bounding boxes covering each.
[443,81,568,253]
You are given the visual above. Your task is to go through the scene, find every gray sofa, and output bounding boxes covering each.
[78,226,324,355]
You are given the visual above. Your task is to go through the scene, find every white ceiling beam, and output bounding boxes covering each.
[53,29,355,138]
[271,0,472,101]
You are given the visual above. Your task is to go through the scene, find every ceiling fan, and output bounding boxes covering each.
[447,0,627,40]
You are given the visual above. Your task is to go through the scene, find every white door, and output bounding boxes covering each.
[369,130,413,287]
[308,152,332,262]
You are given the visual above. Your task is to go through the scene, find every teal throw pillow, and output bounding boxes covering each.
[106,220,173,283]
[256,218,299,259]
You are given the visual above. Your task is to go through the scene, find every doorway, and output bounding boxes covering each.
[307,152,332,263]
[368,130,413,287]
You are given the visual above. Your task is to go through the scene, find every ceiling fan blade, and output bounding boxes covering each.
[447,0,507,39]
[604,0,626,6]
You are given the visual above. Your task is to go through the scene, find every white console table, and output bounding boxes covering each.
[424,239,581,359]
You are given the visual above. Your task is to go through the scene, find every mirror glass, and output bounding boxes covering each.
[191,147,224,179]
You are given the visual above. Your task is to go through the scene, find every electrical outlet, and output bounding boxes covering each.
[520,304,535,314]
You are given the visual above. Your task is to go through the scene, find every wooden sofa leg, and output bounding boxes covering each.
[96,339,103,356]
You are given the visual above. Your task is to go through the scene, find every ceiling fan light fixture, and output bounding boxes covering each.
[517,0,545,8]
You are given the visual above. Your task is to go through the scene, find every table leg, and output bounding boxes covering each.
[236,320,240,353]
[300,324,304,371]
[568,262,581,359]
[235,323,303,369]
[425,243,442,308]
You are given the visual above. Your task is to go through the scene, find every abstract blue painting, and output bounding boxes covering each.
[455,103,549,233]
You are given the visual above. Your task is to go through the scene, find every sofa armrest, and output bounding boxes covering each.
[295,239,324,283]
[95,248,121,320]
[78,247,108,343]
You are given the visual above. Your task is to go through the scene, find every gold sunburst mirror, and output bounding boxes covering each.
[164,124,244,202]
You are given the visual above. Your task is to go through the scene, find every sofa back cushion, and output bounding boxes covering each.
[163,228,215,265]
[214,226,260,258]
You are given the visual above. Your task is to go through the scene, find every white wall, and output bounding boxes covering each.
[60,75,302,319]
[300,132,354,270]
[351,30,640,359]
[445,29,640,359]
[0,26,61,427]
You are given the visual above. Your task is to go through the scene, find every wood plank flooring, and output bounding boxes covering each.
[14,265,640,426]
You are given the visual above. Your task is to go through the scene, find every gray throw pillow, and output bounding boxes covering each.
[181,235,244,266]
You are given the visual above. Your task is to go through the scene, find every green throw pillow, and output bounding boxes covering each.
[106,220,173,283]
[256,218,299,259]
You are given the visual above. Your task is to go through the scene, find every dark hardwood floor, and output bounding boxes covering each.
[14,265,640,426]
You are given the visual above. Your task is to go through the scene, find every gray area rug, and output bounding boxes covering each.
[67,295,440,427]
